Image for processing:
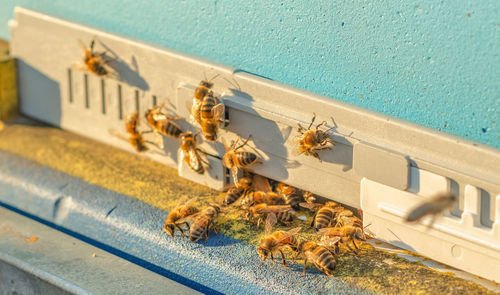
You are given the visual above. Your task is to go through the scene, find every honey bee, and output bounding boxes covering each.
[405,192,457,227]
[163,197,199,238]
[191,76,218,124]
[145,104,183,148]
[109,111,156,152]
[178,131,210,174]
[222,136,262,184]
[187,203,221,242]
[318,225,366,255]
[257,213,301,267]
[245,204,294,227]
[297,239,339,276]
[292,113,334,161]
[276,183,302,210]
[223,177,253,206]
[199,91,226,141]
[79,38,112,76]
[301,201,339,231]
[240,191,283,207]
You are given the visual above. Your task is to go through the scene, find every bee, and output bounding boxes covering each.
[190,76,218,124]
[405,192,457,227]
[199,91,226,141]
[318,225,366,255]
[163,197,199,238]
[245,204,294,227]
[223,177,253,206]
[297,239,339,277]
[178,131,210,174]
[186,203,221,242]
[257,213,301,267]
[145,104,183,148]
[303,191,317,204]
[79,38,112,76]
[240,191,283,207]
[125,111,148,152]
[292,113,334,161]
[276,183,302,210]
[222,135,262,184]
[300,201,339,231]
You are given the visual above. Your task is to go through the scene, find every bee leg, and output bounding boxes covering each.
[175,224,187,238]
[308,113,316,130]
[270,253,276,264]
[211,222,218,235]
[301,258,308,276]
[352,239,359,250]
[205,228,210,242]
[345,243,358,255]
[279,250,287,267]
[234,135,252,151]
[315,120,327,130]
[312,152,322,162]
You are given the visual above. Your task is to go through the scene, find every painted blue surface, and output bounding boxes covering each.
[0,150,370,295]
[0,1,498,148]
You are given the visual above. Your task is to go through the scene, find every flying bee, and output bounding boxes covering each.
[292,113,334,161]
[199,91,227,141]
[297,239,339,277]
[178,131,211,175]
[318,225,366,255]
[79,38,112,76]
[109,111,156,152]
[223,177,253,206]
[222,135,262,184]
[245,204,294,228]
[240,191,283,207]
[187,203,221,242]
[405,192,457,227]
[257,213,301,267]
[276,183,302,210]
[145,104,183,148]
[163,197,199,238]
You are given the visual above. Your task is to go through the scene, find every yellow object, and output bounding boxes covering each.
[0,40,18,121]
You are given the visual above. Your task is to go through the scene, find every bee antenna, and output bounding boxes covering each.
[363,223,372,230]
[209,73,220,82]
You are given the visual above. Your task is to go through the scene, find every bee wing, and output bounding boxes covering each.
[221,137,230,152]
[252,174,272,193]
[231,166,239,185]
[265,213,277,235]
[188,147,203,172]
[298,202,321,211]
[289,133,303,156]
[257,205,292,214]
[175,213,198,225]
[321,236,341,247]
[276,227,302,244]
[317,227,337,236]
[211,103,225,121]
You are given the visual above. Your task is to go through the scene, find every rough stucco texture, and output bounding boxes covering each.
[0,1,498,148]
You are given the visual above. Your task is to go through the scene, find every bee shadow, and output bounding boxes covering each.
[190,233,242,247]
[96,40,149,91]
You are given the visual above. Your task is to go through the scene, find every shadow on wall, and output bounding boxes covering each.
[16,59,61,126]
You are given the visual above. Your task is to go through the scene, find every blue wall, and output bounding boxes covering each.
[0,1,498,148]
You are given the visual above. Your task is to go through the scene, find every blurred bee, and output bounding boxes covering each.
[223,177,253,206]
[303,191,317,204]
[145,104,183,148]
[405,192,457,227]
[276,183,302,210]
[109,111,155,152]
[257,213,301,267]
[300,201,339,231]
[178,131,210,175]
[184,203,221,242]
[297,238,339,277]
[222,136,262,184]
[79,38,112,76]
[292,113,334,161]
[190,75,218,125]
[199,91,227,141]
[163,197,199,238]
[240,191,283,207]
[318,225,366,255]
[245,204,294,228]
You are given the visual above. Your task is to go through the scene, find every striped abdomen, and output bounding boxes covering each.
[200,95,217,119]
[309,246,336,276]
[129,134,147,152]
[200,121,218,141]
[276,211,294,224]
[234,152,258,167]
[314,207,335,231]
[282,193,301,209]
[224,186,243,205]
[88,58,108,76]
[189,215,210,242]
[157,120,182,138]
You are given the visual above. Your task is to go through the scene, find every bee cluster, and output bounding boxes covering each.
[79,38,364,277]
